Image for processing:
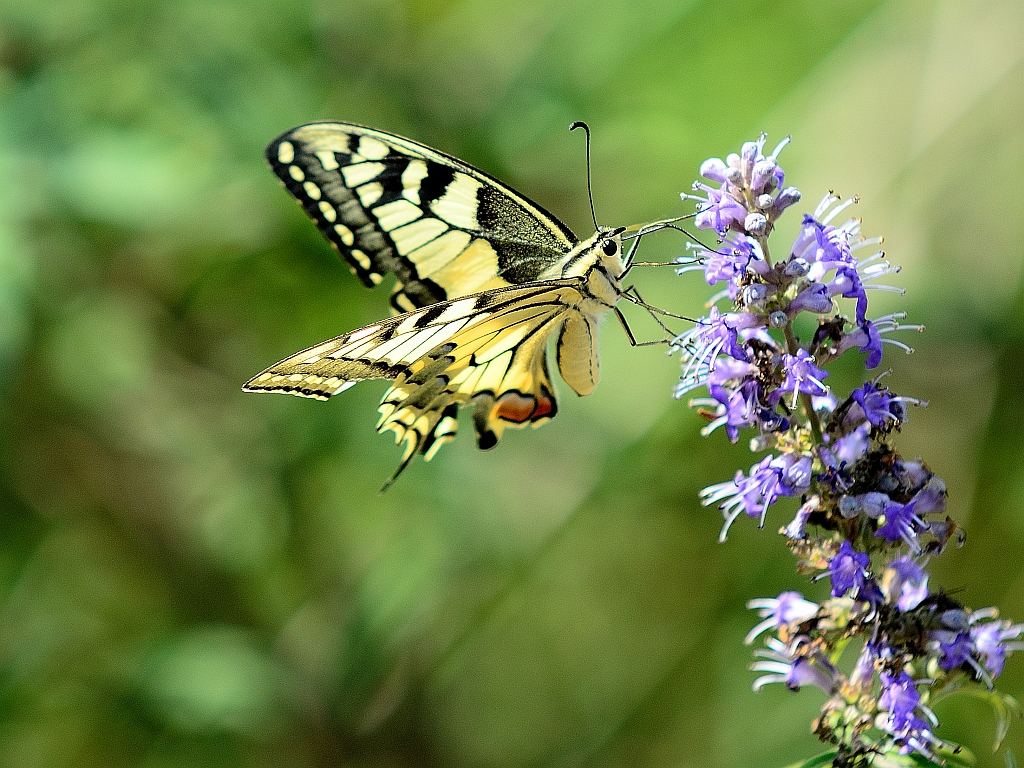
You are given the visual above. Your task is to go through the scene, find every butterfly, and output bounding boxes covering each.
[244,121,676,487]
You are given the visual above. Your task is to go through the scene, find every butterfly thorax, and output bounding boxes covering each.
[537,227,625,316]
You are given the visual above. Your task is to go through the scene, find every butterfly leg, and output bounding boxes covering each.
[622,285,693,322]
[619,285,694,347]
[614,291,679,348]
[613,307,673,348]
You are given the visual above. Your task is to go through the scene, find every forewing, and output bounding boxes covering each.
[267,122,580,312]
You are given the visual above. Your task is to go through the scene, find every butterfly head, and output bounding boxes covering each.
[549,225,626,309]
[558,225,625,277]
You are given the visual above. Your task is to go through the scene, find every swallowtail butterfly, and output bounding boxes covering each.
[245,122,664,487]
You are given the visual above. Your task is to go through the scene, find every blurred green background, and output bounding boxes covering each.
[1,0,1023,765]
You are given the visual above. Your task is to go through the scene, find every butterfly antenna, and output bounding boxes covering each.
[569,121,599,230]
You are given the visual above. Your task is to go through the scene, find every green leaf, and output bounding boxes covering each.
[963,689,1023,750]
[783,750,838,768]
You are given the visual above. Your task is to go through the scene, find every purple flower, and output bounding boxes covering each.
[875,499,924,552]
[831,422,870,464]
[834,313,920,370]
[775,350,829,406]
[751,638,839,694]
[937,631,975,670]
[705,354,758,386]
[879,671,921,730]
[885,556,930,610]
[878,671,943,757]
[708,382,759,442]
[855,321,884,369]
[848,643,878,692]
[968,611,1024,679]
[778,453,812,495]
[829,540,870,597]
[674,307,752,396]
[684,135,793,238]
[801,216,853,276]
[699,237,757,285]
[851,382,898,427]
[782,497,818,540]
[928,610,1024,684]
[691,182,747,236]
[746,591,820,644]
[828,266,868,324]
[909,475,947,517]
[701,454,793,540]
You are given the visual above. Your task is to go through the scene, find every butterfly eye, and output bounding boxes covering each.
[602,239,618,256]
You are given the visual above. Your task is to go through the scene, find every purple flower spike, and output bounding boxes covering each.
[678,136,1018,766]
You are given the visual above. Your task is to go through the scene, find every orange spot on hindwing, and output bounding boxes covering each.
[494,386,557,424]
[532,385,555,420]
[495,392,537,424]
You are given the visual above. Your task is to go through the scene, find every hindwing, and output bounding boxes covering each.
[244,280,597,487]
[267,122,580,312]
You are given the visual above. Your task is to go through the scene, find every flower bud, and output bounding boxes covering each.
[839,495,861,518]
[857,492,890,519]
[751,160,778,194]
[745,213,768,236]
[772,186,802,214]
[783,258,809,278]
[877,474,899,492]
[740,141,760,171]
[700,157,729,183]
[743,283,771,305]
[940,609,969,631]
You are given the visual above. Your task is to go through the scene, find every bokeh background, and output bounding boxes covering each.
[1,0,1023,765]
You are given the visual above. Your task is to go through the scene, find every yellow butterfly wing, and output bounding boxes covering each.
[244,280,599,487]
[267,122,579,312]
